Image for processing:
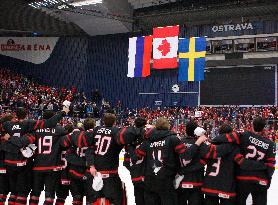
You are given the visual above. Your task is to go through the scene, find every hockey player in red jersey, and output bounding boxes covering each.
[117,117,147,205]
[1,107,68,205]
[176,121,233,205]
[55,124,74,205]
[61,118,96,205]
[132,118,208,205]
[86,113,125,205]
[202,124,268,205]
[0,115,13,205]
[236,117,276,205]
[4,111,69,205]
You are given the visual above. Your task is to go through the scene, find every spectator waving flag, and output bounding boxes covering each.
[127,36,152,78]
[178,37,206,82]
[152,25,179,69]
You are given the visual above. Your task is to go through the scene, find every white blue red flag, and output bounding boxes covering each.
[127,36,152,78]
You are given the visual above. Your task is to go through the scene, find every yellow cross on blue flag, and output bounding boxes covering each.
[178,37,206,82]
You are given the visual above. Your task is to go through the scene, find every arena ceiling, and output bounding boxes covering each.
[0,0,133,36]
[0,0,278,36]
[128,0,177,9]
[134,1,278,32]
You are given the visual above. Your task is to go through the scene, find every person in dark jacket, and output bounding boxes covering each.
[61,118,96,205]
[0,114,13,205]
[134,118,207,205]
[177,122,245,205]
[236,117,276,205]
[118,117,147,205]
[202,123,268,205]
[2,107,68,205]
[4,111,68,205]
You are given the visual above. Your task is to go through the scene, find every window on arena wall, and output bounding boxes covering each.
[206,41,212,54]
[234,38,255,52]
[212,40,233,54]
[257,37,277,51]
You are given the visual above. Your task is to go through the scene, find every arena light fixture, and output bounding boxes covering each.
[70,0,103,7]
[29,0,102,8]
[29,0,71,9]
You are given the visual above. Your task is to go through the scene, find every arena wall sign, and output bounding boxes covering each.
[0,37,59,64]
[212,23,254,32]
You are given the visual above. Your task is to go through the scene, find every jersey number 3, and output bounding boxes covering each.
[209,158,221,177]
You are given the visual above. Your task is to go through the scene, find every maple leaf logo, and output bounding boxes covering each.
[157,39,171,56]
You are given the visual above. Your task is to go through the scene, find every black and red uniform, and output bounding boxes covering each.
[0,119,9,205]
[86,126,124,205]
[134,128,201,205]
[62,129,94,205]
[235,131,276,205]
[7,126,67,205]
[2,112,64,205]
[55,150,71,205]
[177,135,234,205]
[118,126,147,205]
[201,132,268,205]
[0,139,8,205]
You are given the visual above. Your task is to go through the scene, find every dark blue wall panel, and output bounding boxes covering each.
[1,20,276,107]
[0,35,198,108]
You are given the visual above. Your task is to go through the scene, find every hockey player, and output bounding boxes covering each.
[177,121,229,205]
[132,118,207,205]
[0,115,13,205]
[61,118,96,205]
[4,110,68,205]
[87,113,124,205]
[176,121,246,205]
[202,124,268,205]
[55,124,74,205]
[1,107,68,205]
[55,150,71,205]
[118,117,147,205]
[236,117,276,205]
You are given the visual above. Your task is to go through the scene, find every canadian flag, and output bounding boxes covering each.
[152,25,179,69]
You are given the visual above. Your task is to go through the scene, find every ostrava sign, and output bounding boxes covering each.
[212,23,254,32]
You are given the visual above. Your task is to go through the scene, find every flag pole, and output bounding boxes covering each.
[198,81,201,107]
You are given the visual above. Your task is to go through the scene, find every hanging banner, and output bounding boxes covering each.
[0,37,59,64]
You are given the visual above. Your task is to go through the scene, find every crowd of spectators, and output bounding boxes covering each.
[121,106,277,141]
[0,68,110,123]
[0,68,277,141]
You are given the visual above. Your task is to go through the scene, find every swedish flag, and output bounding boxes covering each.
[178,37,206,82]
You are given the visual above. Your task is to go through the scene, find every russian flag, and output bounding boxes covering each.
[127,36,152,78]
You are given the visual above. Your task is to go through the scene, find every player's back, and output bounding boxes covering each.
[237,130,275,186]
[179,136,205,189]
[143,129,180,178]
[2,121,31,166]
[63,129,91,167]
[93,126,121,172]
[33,126,67,171]
[121,126,146,183]
[202,147,238,199]
[2,113,63,166]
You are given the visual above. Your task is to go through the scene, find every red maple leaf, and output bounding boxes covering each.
[157,39,171,56]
